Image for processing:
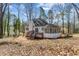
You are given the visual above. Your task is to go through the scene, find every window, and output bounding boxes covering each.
[45,27,60,33]
[42,28,44,31]
[26,28,29,30]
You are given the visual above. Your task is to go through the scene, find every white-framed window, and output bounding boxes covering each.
[45,27,60,33]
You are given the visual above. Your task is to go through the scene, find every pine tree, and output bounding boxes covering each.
[39,7,47,19]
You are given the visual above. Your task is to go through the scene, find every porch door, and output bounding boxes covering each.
[35,28,38,33]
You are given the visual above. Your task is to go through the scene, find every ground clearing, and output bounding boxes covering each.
[0,34,79,56]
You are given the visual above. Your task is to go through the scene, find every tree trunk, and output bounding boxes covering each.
[18,10,20,36]
[0,3,7,38]
[73,11,75,33]
[3,19,6,36]
[62,16,64,34]
[7,4,10,36]
[68,13,70,34]
[0,16,3,38]
[0,4,3,38]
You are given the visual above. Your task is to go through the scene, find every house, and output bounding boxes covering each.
[26,18,61,39]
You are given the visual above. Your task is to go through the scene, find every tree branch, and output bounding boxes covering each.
[2,3,7,18]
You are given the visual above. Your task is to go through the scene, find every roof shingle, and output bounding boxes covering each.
[33,18,48,26]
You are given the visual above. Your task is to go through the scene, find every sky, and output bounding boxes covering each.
[9,3,55,22]
[8,3,79,25]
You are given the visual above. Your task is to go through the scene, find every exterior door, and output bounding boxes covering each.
[35,28,38,33]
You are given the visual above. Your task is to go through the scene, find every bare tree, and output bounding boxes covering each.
[24,3,34,21]
[16,4,21,36]
[7,4,10,36]
[73,10,76,33]
[0,3,7,38]
[72,3,79,21]
[55,14,60,25]
[48,9,54,24]
[65,4,72,35]
[60,11,65,34]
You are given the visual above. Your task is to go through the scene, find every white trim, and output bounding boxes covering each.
[44,33,61,38]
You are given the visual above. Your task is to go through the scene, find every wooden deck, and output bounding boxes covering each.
[34,33,43,39]
[26,31,73,39]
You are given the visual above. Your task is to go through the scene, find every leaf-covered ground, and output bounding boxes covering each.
[0,34,79,56]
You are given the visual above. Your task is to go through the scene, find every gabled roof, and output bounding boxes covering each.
[33,18,48,26]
